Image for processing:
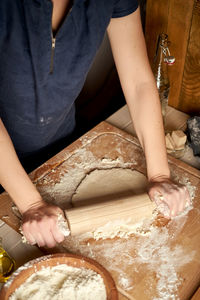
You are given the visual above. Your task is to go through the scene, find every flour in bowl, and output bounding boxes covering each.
[9,264,107,300]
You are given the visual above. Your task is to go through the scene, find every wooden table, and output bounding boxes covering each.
[0,121,200,299]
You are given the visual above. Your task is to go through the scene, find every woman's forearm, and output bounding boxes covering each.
[126,80,170,180]
[107,9,170,180]
[0,119,43,213]
[0,120,65,248]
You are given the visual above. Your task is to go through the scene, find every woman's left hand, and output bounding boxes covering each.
[148,177,191,218]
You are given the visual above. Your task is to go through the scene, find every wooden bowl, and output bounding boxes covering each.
[0,253,118,300]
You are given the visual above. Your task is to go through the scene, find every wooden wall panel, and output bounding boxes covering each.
[167,0,194,109]
[179,0,200,114]
[145,0,200,114]
[145,0,169,66]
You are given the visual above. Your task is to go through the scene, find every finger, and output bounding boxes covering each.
[22,223,36,245]
[176,186,190,214]
[34,232,46,247]
[50,219,65,244]
[177,187,186,214]
[148,188,164,208]
[158,201,171,218]
[29,221,46,247]
[26,234,36,245]
[41,229,57,248]
[169,200,178,218]
[24,232,36,245]
[163,194,178,218]
[35,219,58,248]
[169,196,179,218]
[184,186,191,207]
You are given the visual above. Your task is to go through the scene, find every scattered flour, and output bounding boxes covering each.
[61,180,197,300]
[9,264,107,300]
[57,213,70,237]
[38,148,135,207]
[134,227,195,300]
[173,174,196,202]
[92,219,145,240]
[32,139,197,299]
[39,162,196,299]
[78,173,196,241]
[62,217,195,299]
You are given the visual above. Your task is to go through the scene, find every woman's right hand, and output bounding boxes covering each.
[21,202,65,248]
[0,119,66,248]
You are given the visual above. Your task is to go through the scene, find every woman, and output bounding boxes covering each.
[0,0,190,247]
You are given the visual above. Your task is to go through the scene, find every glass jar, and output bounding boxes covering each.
[0,238,16,282]
[153,33,175,125]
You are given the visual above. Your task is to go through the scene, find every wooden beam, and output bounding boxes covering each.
[179,0,200,114]
[145,0,169,67]
[167,0,194,109]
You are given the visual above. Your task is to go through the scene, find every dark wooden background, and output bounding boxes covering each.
[145,0,200,115]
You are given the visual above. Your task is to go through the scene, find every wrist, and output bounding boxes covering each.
[17,193,45,214]
[148,173,171,183]
[146,154,170,180]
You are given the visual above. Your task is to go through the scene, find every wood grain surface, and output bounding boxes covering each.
[179,0,200,114]
[0,122,200,299]
[191,287,200,300]
[145,0,169,66]
[167,0,194,110]
[66,194,156,236]
[145,0,200,114]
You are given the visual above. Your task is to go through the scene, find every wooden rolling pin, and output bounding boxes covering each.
[65,193,156,236]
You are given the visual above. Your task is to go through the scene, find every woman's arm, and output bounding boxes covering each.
[0,119,64,247]
[107,8,190,217]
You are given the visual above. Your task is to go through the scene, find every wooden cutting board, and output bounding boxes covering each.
[0,121,200,300]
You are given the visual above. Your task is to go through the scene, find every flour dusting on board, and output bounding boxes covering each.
[61,174,196,299]
[135,227,195,300]
[79,174,196,241]
[92,218,145,240]
[38,148,135,207]
[62,205,196,299]
[35,137,197,299]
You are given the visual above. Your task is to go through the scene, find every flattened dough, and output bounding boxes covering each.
[72,168,147,207]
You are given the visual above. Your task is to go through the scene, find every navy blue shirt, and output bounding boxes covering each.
[0,0,138,157]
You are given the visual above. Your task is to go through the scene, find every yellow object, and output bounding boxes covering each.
[165,130,187,158]
[171,130,187,150]
[0,240,16,283]
[165,133,175,151]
